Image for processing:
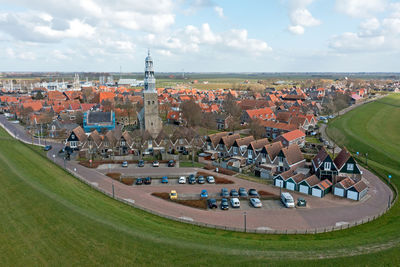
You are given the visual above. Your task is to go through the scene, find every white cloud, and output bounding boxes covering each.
[288,25,305,35]
[214,6,224,18]
[335,0,387,18]
[329,32,385,51]
[287,0,320,35]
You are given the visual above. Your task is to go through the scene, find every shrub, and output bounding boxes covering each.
[106,173,121,180]
[121,178,134,186]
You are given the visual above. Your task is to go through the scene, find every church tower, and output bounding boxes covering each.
[141,50,162,138]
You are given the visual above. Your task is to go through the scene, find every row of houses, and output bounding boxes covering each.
[272,147,368,201]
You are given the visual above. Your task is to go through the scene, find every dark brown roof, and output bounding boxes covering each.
[290,116,307,127]
[291,173,306,183]
[276,112,292,123]
[207,132,229,148]
[248,138,269,151]
[312,147,329,168]
[264,141,283,161]
[233,136,255,147]
[122,131,133,145]
[88,130,102,145]
[280,169,295,180]
[221,133,240,149]
[338,177,355,189]
[352,180,368,192]
[282,144,304,165]
[334,148,351,170]
[304,175,320,187]
[71,126,87,142]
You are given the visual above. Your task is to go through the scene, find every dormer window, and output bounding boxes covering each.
[347,163,354,171]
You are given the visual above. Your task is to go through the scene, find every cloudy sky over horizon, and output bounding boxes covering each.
[0,0,400,72]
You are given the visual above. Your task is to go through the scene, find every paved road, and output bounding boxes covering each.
[320,94,387,153]
[0,114,393,231]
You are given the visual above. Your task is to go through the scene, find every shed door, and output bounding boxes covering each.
[299,185,309,194]
[334,187,344,197]
[347,190,358,200]
[312,188,322,198]
[275,179,283,188]
[286,182,295,191]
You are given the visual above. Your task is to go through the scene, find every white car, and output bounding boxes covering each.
[206,176,215,183]
[250,198,262,208]
[152,161,159,167]
[178,176,186,184]
[230,198,240,208]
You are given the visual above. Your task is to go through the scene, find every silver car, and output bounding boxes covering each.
[250,198,262,208]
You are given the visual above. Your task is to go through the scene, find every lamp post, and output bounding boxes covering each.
[63,156,66,169]
[365,152,368,166]
[388,174,392,184]
[243,211,247,233]
[112,181,115,198]
[52,154,55,162]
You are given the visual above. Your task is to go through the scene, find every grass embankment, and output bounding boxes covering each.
[1,101,400,266]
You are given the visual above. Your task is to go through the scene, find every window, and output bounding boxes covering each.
[347,163,354,171]
[279,157,283,163]
[152,101,155,104]
[148,101,150,105]
[248,150,252,156]
[70,141,78,148]
[233,147,238,155]
[324,162,331,170]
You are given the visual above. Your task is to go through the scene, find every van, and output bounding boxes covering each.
[281,192,295,208]
[230,198,240,208]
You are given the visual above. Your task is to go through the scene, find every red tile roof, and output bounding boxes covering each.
[281,129,305,142]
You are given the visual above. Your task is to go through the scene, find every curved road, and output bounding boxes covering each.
[0,113,393,232]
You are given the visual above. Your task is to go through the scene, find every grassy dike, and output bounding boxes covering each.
[0,103,400,265]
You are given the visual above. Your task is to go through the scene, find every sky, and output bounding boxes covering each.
[0,0,400,72]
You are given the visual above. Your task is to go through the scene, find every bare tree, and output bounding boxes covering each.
[249,119,265,139]
[181,100,202,127]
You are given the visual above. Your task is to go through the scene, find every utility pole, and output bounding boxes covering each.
[112,181,115,198]
[244,212,247,232]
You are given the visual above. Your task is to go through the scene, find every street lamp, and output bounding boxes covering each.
[112,181,115,198]
[52,154,55,162]
[388,174,392,184]
[243,211,247,232]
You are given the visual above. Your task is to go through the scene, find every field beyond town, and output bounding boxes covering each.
[1,95,400,266]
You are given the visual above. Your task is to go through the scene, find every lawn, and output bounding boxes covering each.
[179,161,205,168]
[1,109,400,266]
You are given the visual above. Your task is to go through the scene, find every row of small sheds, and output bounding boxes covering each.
[273,170,368,200]
[273,170,332,198]
[332,177,368,201]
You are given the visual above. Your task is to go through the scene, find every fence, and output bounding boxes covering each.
[1,118,397,235]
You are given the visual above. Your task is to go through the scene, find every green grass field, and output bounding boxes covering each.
[1,93,400,266]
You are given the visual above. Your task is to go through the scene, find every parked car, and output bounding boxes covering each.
[135,178,143,185]
[297,198,307,207]
[152,160,160,167]
[121,161,128,167]
[220,198,229,210]
[144,177,152,185]
[207,198,217,209]
[248,189,259,198]
[167,160,175,167]
[200,189,208,198]
[206,176,215,183]
[44,145,52,151]
[169,190,178,200]
[220,188,229,197]
[161,176,169,184]
[230,198,240,208]
[138,160,145,167]
[239,187,248,198]
[230,189,239,197]
[197,176,205,184]
[188,175,196,184]
[178,176,186,184]
[182,149,189,155]
[281,192,295,208]
[250,198,262,208]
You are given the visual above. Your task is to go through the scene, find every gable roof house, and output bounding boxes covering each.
[272,143,305,173]
[205,132,229,151]
[273,129,306,148]
[66,126,87,150]
[218,133,241,157]
[258,141,283,165]
[333,148,362,180]
[298,175,320,195]
[312,147,338,181]
[246,138,269,163]
[230,136,255,157]
[241,107,276,123]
